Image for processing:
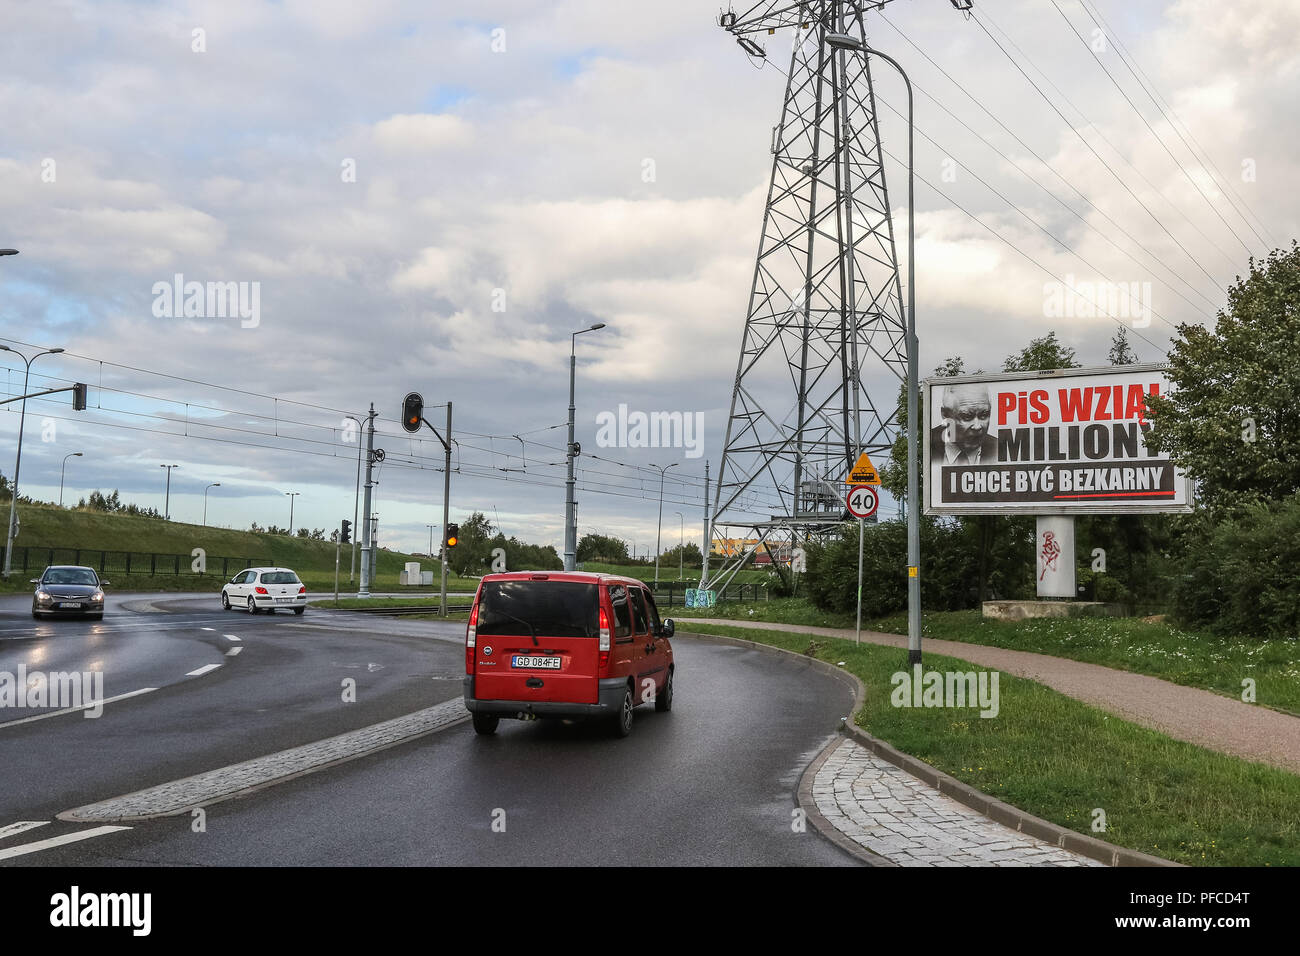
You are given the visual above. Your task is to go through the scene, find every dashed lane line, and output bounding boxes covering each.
[0,826,132,862]
[0,821,48,841]
[185,663,222,677]
[60,698,470,823]
[225,646,242,657]
[223,634,241,642]
[0,687,158,729]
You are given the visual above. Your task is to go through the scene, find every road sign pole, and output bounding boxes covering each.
[855,517,864,645]
[334,537,340,604]
[441,402,452,618]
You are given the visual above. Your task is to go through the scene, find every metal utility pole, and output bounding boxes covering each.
[1,345,68,563]
[160,464,179,521]
[701,460,711,587]
[286,491,300,532]
[652,462,678,585]
[674,511,684,580]
[711,2,929,607]
[59,452,83,507]
[345,415,363,583]
[440,402,451,616]
[358,404,377,598]
[564,323,606,571]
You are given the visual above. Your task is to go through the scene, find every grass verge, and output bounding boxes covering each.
[681,622,1300,867]
[675,600,1300,716]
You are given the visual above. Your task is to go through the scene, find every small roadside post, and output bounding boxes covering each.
[844,450,882,646]
[846,484,879,643]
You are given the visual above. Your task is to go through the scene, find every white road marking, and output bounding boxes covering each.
[185,664,222,677]
[0,825,131,861]
[223,634,241,642]
[225,646,242,657]
[201,627,215,631]
[0,821,48,841]
[0,687,158,729]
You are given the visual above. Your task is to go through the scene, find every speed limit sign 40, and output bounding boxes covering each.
[846,485,879,519]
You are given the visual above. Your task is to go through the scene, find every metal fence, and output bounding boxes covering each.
[648,581,768,607]
[2,547,271,579]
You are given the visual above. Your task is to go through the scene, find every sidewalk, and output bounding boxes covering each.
[688,618,1300,775]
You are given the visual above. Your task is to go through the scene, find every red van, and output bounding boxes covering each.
[462,571,675,737]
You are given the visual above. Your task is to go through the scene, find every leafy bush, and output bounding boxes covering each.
[1173,498,1300,639]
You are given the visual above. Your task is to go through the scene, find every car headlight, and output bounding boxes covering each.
[36,590,50,602]
[92,591,104,602]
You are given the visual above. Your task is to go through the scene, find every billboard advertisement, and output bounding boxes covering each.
[924,364,1192,515]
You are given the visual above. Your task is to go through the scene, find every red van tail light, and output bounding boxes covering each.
[255,586,269,595]
[598,606,611,669]
[466,602,479,673]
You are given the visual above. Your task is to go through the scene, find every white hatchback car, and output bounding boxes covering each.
[221,567,307,614]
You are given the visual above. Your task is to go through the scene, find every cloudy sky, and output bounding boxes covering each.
[1,0,1295,558]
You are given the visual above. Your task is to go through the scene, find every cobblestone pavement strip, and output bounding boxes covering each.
[816,738,1103,866]
[687,618,1300,774]
[60,699,469,823]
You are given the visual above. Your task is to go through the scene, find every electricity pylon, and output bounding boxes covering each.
[707,0,912,593]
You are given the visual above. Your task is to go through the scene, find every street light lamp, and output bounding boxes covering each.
[59,452,83,507]
[286,491,301,533]
[203,482,221,526]
[2,344,65,577]
[673,511,684,580]
[825,30,921,663]
[159,464,179,520]
[651,462,679,585]
[564,322,607,572]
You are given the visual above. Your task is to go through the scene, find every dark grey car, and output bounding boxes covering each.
[32,566,108,620]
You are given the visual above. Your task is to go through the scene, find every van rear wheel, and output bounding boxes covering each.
[472,712,499,736]
[654,669,673,712]
[612,686,634,738]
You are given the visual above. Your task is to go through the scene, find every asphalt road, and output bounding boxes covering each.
[0,592,857,866]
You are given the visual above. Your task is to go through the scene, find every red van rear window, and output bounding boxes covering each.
[476,581,599,639]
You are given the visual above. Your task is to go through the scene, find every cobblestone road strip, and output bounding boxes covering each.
[60,699,469,823]
[815,738,1103,867]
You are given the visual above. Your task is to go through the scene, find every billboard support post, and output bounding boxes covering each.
[1035,515,1076,599]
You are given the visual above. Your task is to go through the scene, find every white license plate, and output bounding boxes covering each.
[512,655,561,670]
[275,598,293,603]
[61,602,82,608]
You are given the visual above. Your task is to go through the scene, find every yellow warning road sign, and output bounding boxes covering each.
[845,451,881,485]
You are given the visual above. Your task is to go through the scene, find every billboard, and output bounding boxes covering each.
[924,364,1192,515]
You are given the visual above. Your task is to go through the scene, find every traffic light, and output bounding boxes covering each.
[340,519,351,544]
[72,383,87,411]
[445,523,459,550]
[402,392,424,433]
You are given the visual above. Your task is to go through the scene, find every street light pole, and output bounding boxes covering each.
[652,462,678,585]
[827,31,921,665]
[564,323,606,572]
[427,524,434,558]
[674,511,684,580]
[203,482,221,526]
[59,452,83,507]
[159,464,179,520]
[1,343,64,578]
[286,491,300,533]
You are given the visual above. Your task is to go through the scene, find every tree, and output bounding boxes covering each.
[577,533,629,563]
[1145,242,1300,508]
[1002,330,1079,373]
[1108,326,1139,365]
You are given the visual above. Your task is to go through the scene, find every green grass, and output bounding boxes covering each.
[681,622,1300,867]
[311,597,470,610]
[0,501,481,594]
[579,562,773,587]
[674,598,1300,716]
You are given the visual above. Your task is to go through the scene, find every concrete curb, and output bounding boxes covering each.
[678,628,1180,868]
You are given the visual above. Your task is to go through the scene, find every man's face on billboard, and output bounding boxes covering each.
[944,387,991,449]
